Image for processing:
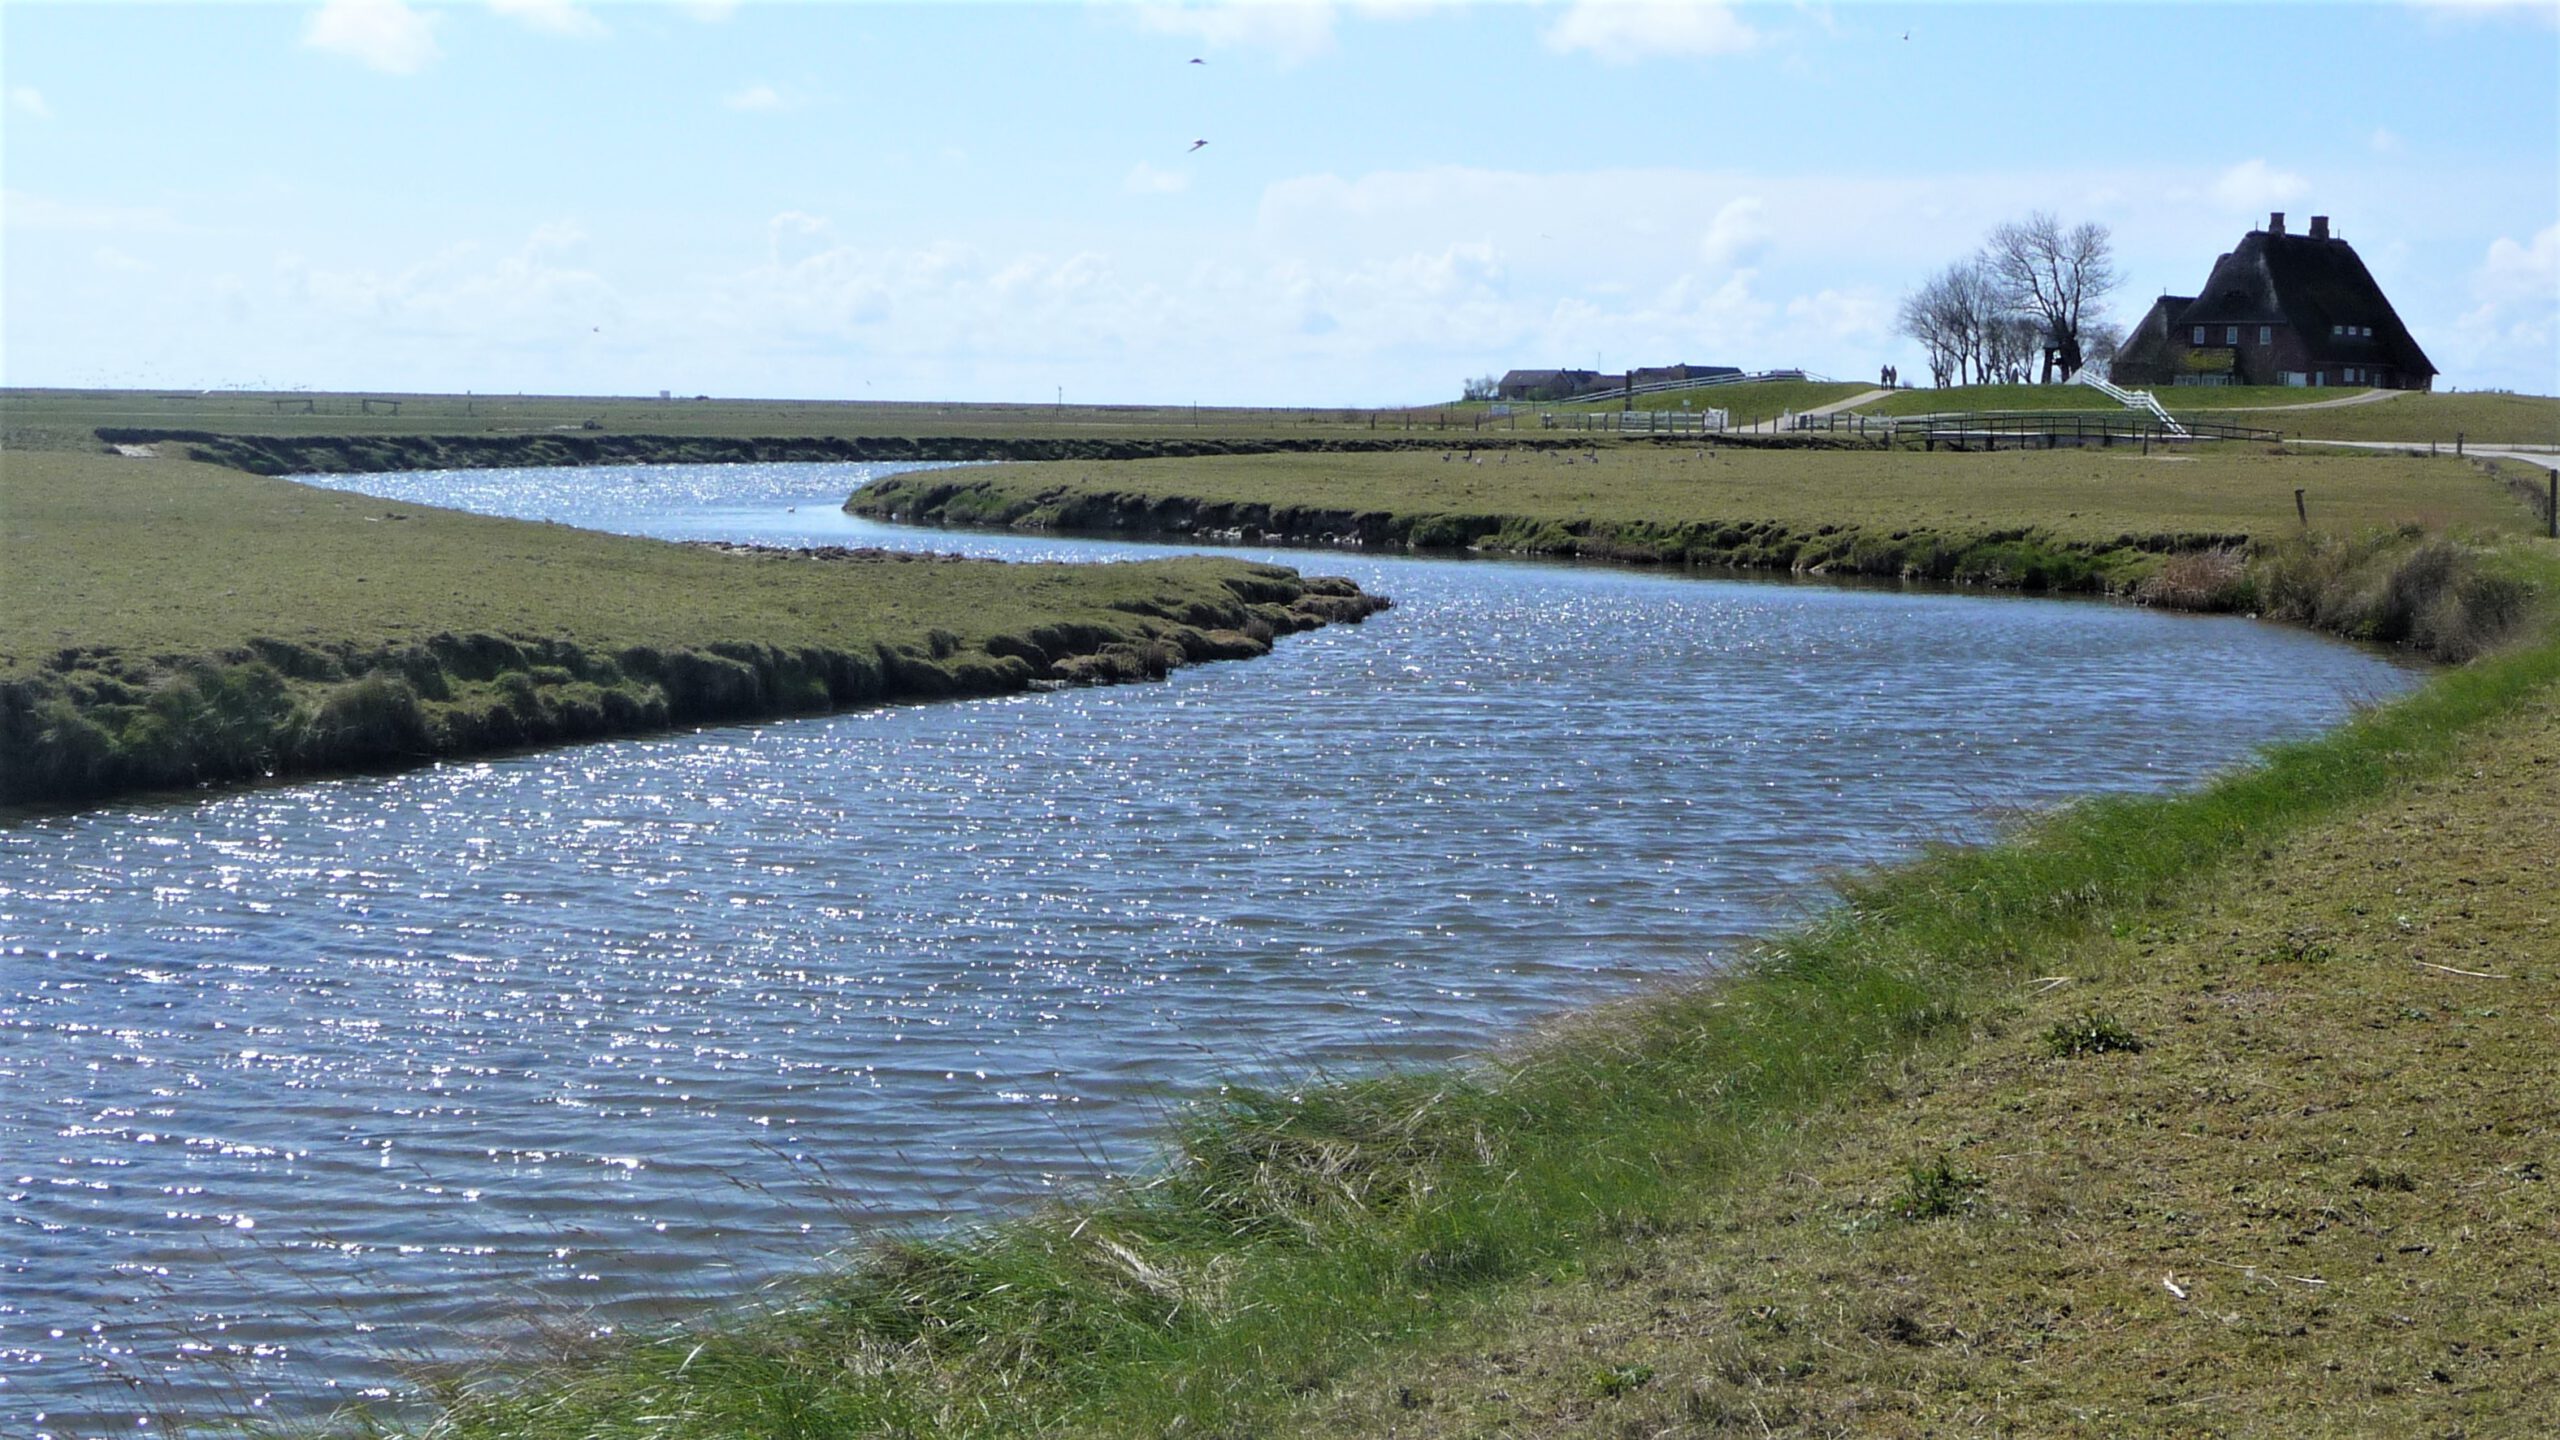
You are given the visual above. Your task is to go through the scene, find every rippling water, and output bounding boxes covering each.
[0,462,2416,1430]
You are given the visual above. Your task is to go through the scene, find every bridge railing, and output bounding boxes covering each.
[2072,369,2188,436]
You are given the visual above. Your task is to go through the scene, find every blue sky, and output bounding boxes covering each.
[5,1,2555,404]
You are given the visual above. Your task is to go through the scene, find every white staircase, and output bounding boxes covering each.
[2073,369,2187,436]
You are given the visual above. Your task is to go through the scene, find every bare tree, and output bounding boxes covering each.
[1981,212,2118,381]
[1985,313,2042,386]
[1461,373,1500,402]
[1896,271,1960,386]
[1896,276,1950,387]
[1899,258,2009,386]
[2078,318,2126,380]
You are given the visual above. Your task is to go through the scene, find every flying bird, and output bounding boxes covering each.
[1189,57,1204,64]
[1188,139,1208,151]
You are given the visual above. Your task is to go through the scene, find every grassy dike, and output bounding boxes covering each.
[385,541,2560,1440]
[0,448,1385,808]
[851,447,2535,658]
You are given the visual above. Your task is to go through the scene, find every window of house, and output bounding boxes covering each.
[2193,326,2206,345]
[2226,326,2239,344]
[2260,326,2271,345]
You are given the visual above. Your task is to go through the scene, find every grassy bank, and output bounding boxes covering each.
[851,445,2531,612]
[91,427,1523,478]
[383,543,2559,1440]
[1534,379,1874,427]
[0,449,1385,807]
[1854,383,2560,446]
[1294,606,2560,1438]
[0,386,1398,454]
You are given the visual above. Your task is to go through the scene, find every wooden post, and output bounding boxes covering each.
[2295,488,2308,526]
[2549,470,2557,540]
[2456,432,2465,457]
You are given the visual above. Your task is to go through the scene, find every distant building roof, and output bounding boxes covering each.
[2174,216,2434,378]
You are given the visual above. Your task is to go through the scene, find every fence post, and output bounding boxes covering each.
[2295,488,2308,527]
[2549,470,2557,540]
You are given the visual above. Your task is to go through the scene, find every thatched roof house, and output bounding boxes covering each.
[2111,213,2435,390]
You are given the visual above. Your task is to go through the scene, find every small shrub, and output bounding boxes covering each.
[2248,530,2537,662]
[1406,514,1481,548]
[496,670,542,708]
[300,674,428,766]
[2,693,117,801]
[1895,1154,1985,1220]
[1588,1362,1656,1398]
[2136,546,2252,611]
[2043,1010,2145,1058]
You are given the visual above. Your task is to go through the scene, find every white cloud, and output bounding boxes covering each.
[1131,2,1340,67]
[2475,223,2559,305]
[1785,286,1891,341]
[489,0,607,39]
[1125,162,1194,195]
[269,221,617,338]
[2210,159,2310,212]
[2404,0,2560,27]
[304,0,441,74]
[675,0,738,19]
[2369,126,2406,154]
[1543,1,1759,61]
[724,83,789,112]
[766,210,834,267]
[1698,196,1768,268]
[9,86,52,120]
[2,189,180,233]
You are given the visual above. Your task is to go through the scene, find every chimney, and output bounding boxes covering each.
[2269,211,2286,235]
[2309,215,2330,240]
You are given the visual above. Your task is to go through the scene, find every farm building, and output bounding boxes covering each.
[1495,363,1741,401]
[1496,369,1611,401]
[2110,213,2435,391]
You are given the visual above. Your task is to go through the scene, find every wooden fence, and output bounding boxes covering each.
[1790,409,2280,449]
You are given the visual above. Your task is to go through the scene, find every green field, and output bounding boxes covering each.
[1534,379,1875,426]
[856,443,2532,573]
[2247,389,2560,445]
[1857,382,2318,416]
[0,385,1396,455]
[0,447,1382,805]
[12,381,2548,457]
[1852,383,2560,446]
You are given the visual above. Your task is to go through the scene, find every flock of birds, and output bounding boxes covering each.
[1188,57,1207,152]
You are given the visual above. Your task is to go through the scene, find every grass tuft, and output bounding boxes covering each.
[2040,1010,2144,1057]
[1894,1154,1988,1220]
